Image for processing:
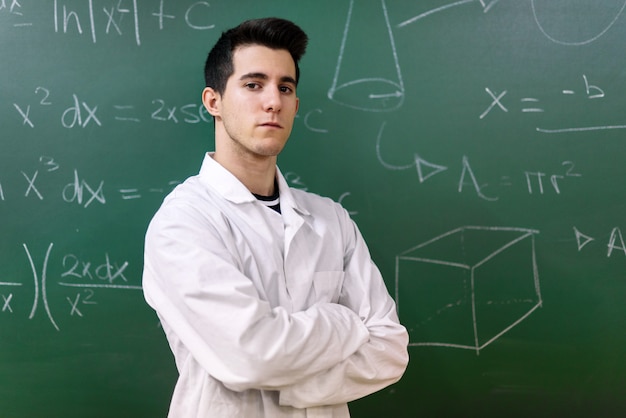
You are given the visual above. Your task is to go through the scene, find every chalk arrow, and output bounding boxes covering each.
[414,154,448,183]
[573,226,594,251]
[369,91,403,99]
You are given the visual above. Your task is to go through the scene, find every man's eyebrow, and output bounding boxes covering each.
[239,72,268,81]
[280,76,297,85]
[239,72,296,85]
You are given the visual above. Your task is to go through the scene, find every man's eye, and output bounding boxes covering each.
[280,86,294,93]
[245,83,260,89]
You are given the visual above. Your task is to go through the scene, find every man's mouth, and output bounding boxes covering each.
[260,122,282,128]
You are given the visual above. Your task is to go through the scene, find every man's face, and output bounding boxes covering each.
[210,45,300,160]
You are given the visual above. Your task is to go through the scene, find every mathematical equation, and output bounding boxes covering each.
[375,121,583,201]
[479,74,626,134]
[8,86,212,129]
[0,155,179,206]
[2,0,216,45]
[0,157,355,209]
[480,74,603,118]
[0,242,139,331]
[6,86,330,134]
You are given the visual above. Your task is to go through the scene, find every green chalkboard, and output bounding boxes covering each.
[2,1,626,417]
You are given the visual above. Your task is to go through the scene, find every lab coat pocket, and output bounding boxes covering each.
[312,271,344,303]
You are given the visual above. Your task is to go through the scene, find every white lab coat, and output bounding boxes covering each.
[142,153,409,417]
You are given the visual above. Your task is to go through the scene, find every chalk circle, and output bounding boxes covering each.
[531,0,626,45]
[329,78,404,112]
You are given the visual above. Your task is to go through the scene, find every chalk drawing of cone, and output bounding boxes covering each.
[328,0,404,112]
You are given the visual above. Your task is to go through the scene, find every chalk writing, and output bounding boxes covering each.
[0,156,177,204]
[481,76,604,120]
[13,103,34,128]
[0,283,22,316]
[1,0,24,15]
[574,226,626,257]
[479,88,509,119]
[23,243,59,330]
[607,228,626,257]
[22,170,44,200]
[337,192,358,216]
[151,99,212,124]
[375,121,582,200]
[284,172,308,191]
[394,1,626,140]
[0,242,141,330]
[0,0,32,26]
[61,253,128,284]
[51,0,215,45]
[113,105,139,122]
[458,156,497,201]
[66,289,97,317]
[39,156,60,172]
[62,170,106,208]
[62,94,101,128]
[152,0,175,29]
[524,161,581,195]
[118,181,179,200]
[298,109,329,134]
[5,0,216,45]
[9,86,213,128]
[2,293,14,312]
[7,88,334,133]
[474,75,624,135]
[11,87,50,128]
[284,171,357,215]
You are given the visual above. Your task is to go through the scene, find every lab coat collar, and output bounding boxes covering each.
[199,153,255,204]
[275,166,311,218]
[198,152,311,218]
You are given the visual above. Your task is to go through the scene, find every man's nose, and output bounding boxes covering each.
[263,88,281,112]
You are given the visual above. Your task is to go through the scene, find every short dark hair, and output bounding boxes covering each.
[204,17,308,94]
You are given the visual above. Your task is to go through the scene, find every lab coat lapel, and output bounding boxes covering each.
[276,169,320,310]
[281,203,312,311]
[275,167,311,259]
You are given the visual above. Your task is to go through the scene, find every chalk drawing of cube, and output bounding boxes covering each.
[395,226,542,354]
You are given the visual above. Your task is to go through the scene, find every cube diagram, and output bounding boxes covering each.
[395,226,542,354]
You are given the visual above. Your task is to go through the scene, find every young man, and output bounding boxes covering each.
[142,17,409,417]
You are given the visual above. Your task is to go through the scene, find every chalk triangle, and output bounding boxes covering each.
[414,154,448,183]
[573,227,594,251]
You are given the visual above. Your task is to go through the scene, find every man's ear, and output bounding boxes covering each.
[202,87,221,117]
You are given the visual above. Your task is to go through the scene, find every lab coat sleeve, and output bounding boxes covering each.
[278,210,409,408]
[142,201,370,391]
